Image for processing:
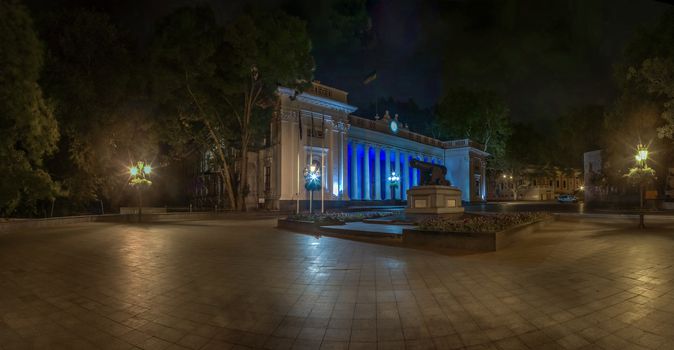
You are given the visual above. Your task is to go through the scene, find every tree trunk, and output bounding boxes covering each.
[203,120,236,209]
[238,138,249,211]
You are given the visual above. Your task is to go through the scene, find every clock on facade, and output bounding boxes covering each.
[390,120,399,133]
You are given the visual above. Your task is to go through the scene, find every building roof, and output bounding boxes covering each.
[349,113,487,153]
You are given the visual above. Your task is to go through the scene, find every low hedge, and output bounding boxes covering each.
[419,212,551,233]
[286,211,394,225]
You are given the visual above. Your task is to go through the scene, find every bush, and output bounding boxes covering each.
[286,211,394,224]
[419,212,551,233]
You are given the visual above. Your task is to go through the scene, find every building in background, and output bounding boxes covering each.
[193,82,490,210]
[487,167,584,201]
[583,150,606,203]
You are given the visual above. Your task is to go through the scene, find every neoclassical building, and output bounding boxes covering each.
[252,82,489,210]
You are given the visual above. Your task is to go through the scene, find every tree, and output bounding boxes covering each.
[552,104,605,168]
[40,9,150,211]
[149,6,238,209]
[218,10,314,211]
[636,58,674,141]
[283,0,370,53]
[150,7,314,211]
[0,0,60,216]
[435,87,511,158]
[601,8,674,191]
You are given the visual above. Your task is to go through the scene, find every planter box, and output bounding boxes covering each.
[402,218,553,251]
[277,218,347,233]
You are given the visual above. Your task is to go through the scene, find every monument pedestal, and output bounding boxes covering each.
[405,185,464,219]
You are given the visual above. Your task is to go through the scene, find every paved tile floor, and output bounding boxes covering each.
[1,217,674,349]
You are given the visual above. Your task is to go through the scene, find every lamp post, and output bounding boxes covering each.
[304,164,321,214]
[635,144,649,228]
[388,171,400,202]
[128,161,152,222]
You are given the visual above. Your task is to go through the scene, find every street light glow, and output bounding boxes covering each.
[143,165,152,174]
[130,166,138,176]
[635,144,648,163]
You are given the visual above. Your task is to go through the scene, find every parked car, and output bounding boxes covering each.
[557,194,578,203]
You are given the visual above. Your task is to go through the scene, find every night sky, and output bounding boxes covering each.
[28,0,672,123]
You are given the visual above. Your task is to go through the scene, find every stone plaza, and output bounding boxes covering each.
[1,217,674,349]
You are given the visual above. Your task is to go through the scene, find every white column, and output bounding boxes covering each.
[402,152,409,200]
[481,159,487,200]
[350,142,359,199]
[384,148,391,199]
[394,150,401,200]
[374,146,381,200]
[328,128,334,197]
[363,144,371,200]
[337,130,349,200]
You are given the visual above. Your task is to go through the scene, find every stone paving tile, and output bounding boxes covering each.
[1,218,674,349]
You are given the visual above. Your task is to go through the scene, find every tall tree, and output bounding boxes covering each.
[435,87,511,158]
[149,6,238,209]
[219,10,314,211]
[149,7,314,211]
[40,9,150,211]
[601,8,674,188]
[0,0,60,216]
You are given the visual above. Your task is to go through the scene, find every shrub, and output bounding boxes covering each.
[419,212,551,233]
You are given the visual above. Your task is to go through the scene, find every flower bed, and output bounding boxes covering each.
[404,212,554,251]
[278,211,395,234]
[286,211,394,225]
[418,212,551,233]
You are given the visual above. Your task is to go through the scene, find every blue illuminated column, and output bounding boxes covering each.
[394,150,401,200]
[374,146,381,200]
[384,148,391,199]
[350,142,359,199]
[402,153,410,200]
[363,144,371,200]
[411,154,418,186]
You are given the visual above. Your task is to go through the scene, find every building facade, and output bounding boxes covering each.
[255,82,489,210]
[487,167,584,201]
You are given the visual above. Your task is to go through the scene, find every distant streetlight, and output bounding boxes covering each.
[388,171,400,201]
[128,161,153,222]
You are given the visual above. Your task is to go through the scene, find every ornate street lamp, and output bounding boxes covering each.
[388,171,400,201]
[627,144,654,229]
[635,143,649,167]
[128,161,152,222]
[304,163,321,213]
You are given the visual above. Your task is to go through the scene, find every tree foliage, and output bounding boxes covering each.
[220,10,314,211]
[600,8,674,188]
[552,104,604,168]
[40,9,153,210]
[0,0,60,216]
[150,7,314,210]
[435,88,511,158]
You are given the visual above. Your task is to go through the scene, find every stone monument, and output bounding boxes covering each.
[405,159,464,218]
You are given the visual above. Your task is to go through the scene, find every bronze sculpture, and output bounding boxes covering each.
[410,159,451,186]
